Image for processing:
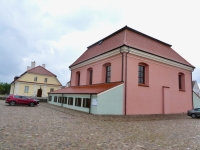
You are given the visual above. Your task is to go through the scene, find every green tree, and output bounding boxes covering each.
[0,82,11,95]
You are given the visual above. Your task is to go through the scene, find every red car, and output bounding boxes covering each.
[5,95,39,107]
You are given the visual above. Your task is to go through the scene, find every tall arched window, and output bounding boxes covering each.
[87,68,93,85]
[178,72,185,91]
[138,62,149,86]
[102,63,111,83]
[76,71,80,86]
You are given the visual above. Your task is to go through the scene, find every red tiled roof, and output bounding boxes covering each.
[70,26,194,68]
[27,66,56,76]
[49,82,123,94]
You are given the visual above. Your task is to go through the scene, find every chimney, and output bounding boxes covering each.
[27,66,31,70]
[14,76,19,81]
[42,64,46,68]
[31,61,36,69]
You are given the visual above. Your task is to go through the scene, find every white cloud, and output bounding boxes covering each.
[0,0,200,85]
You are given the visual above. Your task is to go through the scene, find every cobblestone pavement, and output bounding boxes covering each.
[0,100,200,150]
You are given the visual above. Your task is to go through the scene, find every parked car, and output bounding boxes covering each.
[187,108,200,118]
[5,95,39,107]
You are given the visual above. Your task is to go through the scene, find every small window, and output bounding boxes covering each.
[58,97,62,103]
[34,77,37,81]
[83,98,90,108]
[49,96,52,101]
[50,88,54,92]
[44,78,47,82]
[75,98,82,107]
[54,96,57,102]
[24,86,29,93]
[63,97,67,104]
[68,97,73,105]
[106,65,111,83]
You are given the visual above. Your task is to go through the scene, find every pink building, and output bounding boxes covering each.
[49,26,195,115]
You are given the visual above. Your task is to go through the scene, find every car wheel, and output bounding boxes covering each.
[29,102,34,107]
[191,114,196,118]
[10,101,16,106]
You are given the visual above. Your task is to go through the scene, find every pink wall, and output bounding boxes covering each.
[70,55,122,86]
[126,55,192,115]
[70,53,193,115]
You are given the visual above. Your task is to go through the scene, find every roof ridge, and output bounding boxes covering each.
[27,65,56,77]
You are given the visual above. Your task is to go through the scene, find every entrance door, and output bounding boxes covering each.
[37,88,42,97]
[163,87,170,114]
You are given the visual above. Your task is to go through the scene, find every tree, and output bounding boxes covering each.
[0,82,11,95]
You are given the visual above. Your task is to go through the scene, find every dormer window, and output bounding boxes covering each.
[34,77,37,82]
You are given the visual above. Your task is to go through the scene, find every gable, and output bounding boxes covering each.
[16,73,62,85]
[27,66,56,76]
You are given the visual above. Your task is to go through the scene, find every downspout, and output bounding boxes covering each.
[70,70,72,87]
[125,47,130,115]
[191,73,193,108]
[120,47,124,82]
[89,94,92,114]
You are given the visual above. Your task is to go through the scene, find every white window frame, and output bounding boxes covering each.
[34,77,37,81]
[44,78,47,82]
[24,86,29,93]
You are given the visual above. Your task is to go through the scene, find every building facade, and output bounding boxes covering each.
[49,26,195,115]
[10,62,62,97]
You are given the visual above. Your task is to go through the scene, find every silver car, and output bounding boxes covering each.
[187,108,200,118]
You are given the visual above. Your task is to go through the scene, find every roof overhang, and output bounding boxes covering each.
[69,45,195,71]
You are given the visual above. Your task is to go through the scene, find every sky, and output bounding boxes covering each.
[0,0,200,86]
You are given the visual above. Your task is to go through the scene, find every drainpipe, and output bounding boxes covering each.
[120,47,124,82]
[89,94,92,114]
[191,73,193,108]
[124,47,130,115]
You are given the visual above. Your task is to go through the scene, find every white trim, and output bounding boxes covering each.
[98,84,124,96]
[70,46,194,71]
[70,48,120,70]
[129,47,194,71]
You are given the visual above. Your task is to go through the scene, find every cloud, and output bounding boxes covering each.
[1,0,200,86]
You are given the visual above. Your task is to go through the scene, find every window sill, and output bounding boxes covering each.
[138,84,149,87]
[179,89,185,92]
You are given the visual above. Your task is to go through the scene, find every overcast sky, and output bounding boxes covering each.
[0,0,200,86]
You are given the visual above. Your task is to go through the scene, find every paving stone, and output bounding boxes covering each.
[0,100,200,150]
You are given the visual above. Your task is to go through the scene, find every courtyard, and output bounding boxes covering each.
[0,100,200,150]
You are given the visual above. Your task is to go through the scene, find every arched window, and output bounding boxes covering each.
[178,72,185,91]
[76,71,80,86]
[138,62,149,86]
[87,68,93,85]
[102,63,111,83]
